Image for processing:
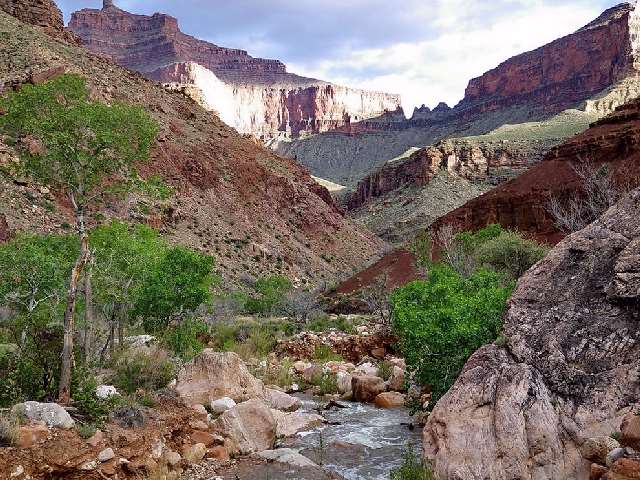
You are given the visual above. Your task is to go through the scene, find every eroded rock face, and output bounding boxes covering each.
[0,0,77,42]
[68,5,400,140]
[175,350,266,405]
[423,189,640,479]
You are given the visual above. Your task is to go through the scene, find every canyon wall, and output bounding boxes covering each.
[280,2,640,185]
[458,3,640,116]
[68,2,401,140]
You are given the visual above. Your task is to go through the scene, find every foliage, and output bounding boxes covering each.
[162,318,210,361]
[135,246,214,330]
[390,444,436,480]
[475,231,548,280]
[0,234,77,315]
[377,361,394,381]
[307,315,357,334]
[0,74,158,209]
[210,318,296,359]
[0,414,18,447]
[391,264,513,402]
[244,276,292,316]
[308,372,339,396]
[109,347,176,395]
[71,366,116,426]
[312,345,343,362]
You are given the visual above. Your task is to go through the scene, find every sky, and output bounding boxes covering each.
[58,0,621,112]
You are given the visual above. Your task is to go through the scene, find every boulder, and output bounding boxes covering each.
[183,443,207,463]
[423,190,640,480]
[607,448,626,467]
[374,392,406,409]
[352,375,386,403]
[354,362,378,377]
[592,463,609,480]
[388,366,405,392]
[176,350,266,404]
[605,458,640,479]
[206,445,230,462]
[265,388,301,412]
[98,448,115,462]
[581,436,621,465]
[293,361,312,374]
[16,423,49,448]
[12,401,74,429]
[302,365,323,383]
[256,448,317,468]
[211,398,276,455]
[190,431,217,447]
[270,409,325,438]
[210,396,236,414]
[96,385,119,399]
[336,371,353,395]
[621,414,640,450]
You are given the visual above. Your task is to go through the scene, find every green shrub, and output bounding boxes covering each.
[76,423,98,439]
[309,372,339,396]
[243,276,292,316]
[378,361,394,381]
[163,318,210,361]
[307,315,356,334]
[392,264,513,402]
[110,347,176,395]
[390,444,436,480]
[475,231,548,280]
[0,414,18,447]
[313,345,343,362]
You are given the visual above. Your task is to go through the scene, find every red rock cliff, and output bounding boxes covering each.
[458,3,640,116]
[0,0,77,42]
[68,2,401,140]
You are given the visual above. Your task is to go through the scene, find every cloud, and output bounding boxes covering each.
[58,0,619,111]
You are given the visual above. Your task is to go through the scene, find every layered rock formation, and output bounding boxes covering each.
[68,2,401,140]
[0,0,76,42]
[279,2,640,185]
[0,7,386,287]
[423,187,640,479]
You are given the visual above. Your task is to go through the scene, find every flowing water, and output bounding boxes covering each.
[283,395,423,480]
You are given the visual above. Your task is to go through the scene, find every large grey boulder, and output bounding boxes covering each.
[270,409,325,438]
[12,401,74,429]
[211,398,276,455]
[423,189,640,480]
[175,350,266,405]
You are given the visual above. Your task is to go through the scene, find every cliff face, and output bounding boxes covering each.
[423,188,640,479]
[459,3,640,116]
[68,3,401,140]
[0,0,77,42]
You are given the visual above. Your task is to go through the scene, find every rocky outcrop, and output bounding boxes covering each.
[0,0,76,42]
[422,188,640,479]
[212,398,277,455]
[68,3,400,140]
[458,4,640,117]
[431,99,640,244]
[175,351,266,405]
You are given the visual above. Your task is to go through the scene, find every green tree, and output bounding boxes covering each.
[0,74,158,402]
[134,246,214,331]
[391,264,513,402]
[245,275,292,316]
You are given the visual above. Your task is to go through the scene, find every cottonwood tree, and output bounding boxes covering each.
[0,75,157,403]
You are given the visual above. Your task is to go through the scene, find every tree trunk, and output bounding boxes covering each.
[82,260,94,364]
[58,204,89,404]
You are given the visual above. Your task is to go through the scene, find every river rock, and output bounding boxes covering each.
[212,398,276,455]
[336,371,353,395]
[354,362,378,377]
[352,375,386,403]
[11,401,74,429]
[581,436,620,465]
[374,392,406,409]
[271,409,325,438]
[256,448,317,468]
[621,414,640,450]
[607,447,626,467]
[176,350,266,404]
[210,397,236,414]
[606,458,640,478]
[423,189,640,480]
[293,361,312,374]
[265,388,302,412]
[388,366,405,392]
